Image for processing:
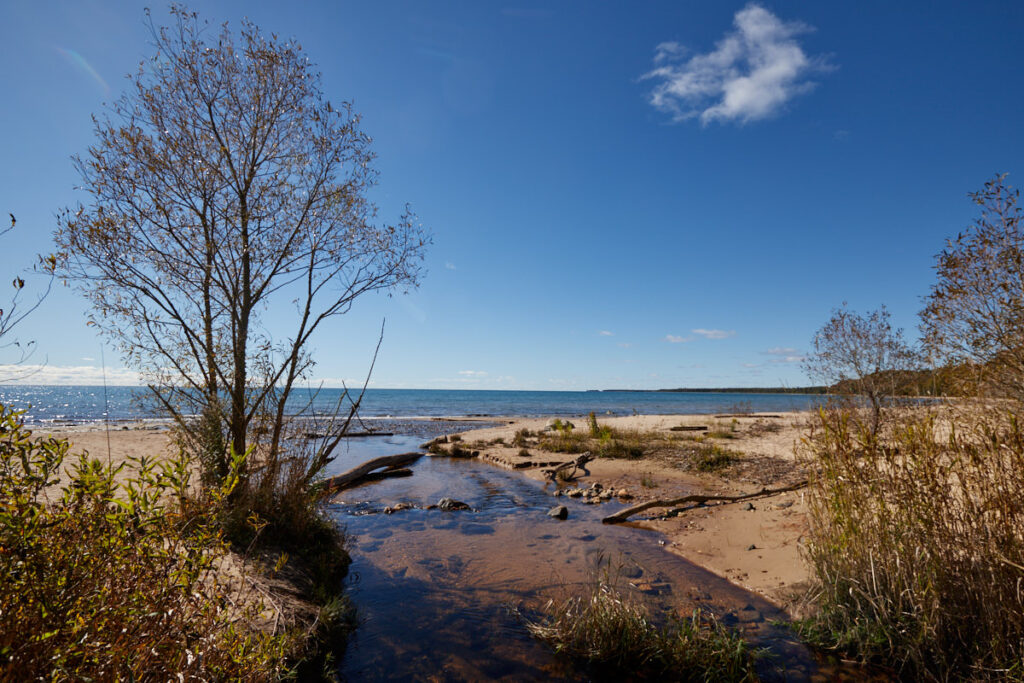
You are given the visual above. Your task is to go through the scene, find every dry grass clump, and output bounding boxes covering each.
[0,405,298,680]
[522,576,757,681]
[538,429,590,454]
[800,407,1024,679]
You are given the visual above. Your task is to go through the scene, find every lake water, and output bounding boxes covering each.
[0,385,823,424]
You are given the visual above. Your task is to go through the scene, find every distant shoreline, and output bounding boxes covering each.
[593,387,828,394]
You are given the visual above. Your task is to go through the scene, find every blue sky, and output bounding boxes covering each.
[2,1,1023,389]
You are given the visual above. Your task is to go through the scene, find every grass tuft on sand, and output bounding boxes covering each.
[521,573,758,681]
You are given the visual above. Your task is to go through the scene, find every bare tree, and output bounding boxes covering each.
[920,174,1024,401]
[0,214,53,380]
[804,304,918,435]
[55,7,429,493]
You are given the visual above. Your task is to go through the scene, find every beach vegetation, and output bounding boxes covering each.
[689,444,738,472]
[512,428,534,447]
[539,429,589,454]
[521,573,758,681]
[799,406,1024,679]
[0,405,301,680]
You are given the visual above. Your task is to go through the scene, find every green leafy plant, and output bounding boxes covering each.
[0,404,296,680]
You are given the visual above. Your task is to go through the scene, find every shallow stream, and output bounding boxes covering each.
[324,423,860,681]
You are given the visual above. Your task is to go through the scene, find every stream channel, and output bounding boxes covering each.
[324,421,865,682]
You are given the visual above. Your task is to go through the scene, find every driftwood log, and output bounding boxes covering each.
[319,452,423,498]
[602,480,808,524]
[543,452,594,481]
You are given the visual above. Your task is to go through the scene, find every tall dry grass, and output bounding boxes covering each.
[801,406,1024,679]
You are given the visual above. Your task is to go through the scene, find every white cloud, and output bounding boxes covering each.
[642,3,829,125]
[0,364,142,385]
[458,370,488,377]
[665,334,691,343]
[617,342,632,348]
[692,328,735,339]
[763,346,798,355]
[762,347,803,363]
[598,330,614,336]
[741,362,760,368]
[444,261,457,270]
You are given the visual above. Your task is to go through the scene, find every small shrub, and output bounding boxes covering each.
[512,429,533,448]
[640,471,658,488]
[448,444,475,458]
[449,434,462,442]
[597,439,645,459]
[522,576,757,681]
[539,430,589,454]
[518,448,531,458]
[691,444,738,472]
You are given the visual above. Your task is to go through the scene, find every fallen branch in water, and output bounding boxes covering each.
[601,480,808,524]
[318,452,423,498]
[543,452,594,481]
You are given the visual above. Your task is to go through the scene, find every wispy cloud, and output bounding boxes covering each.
[692,328,735,340]
[665,334,691,344]
[762,346,798,355]
[444,261,457,270]
[617,342,632,348]
[598,330,614,336]
[642,3,829,125]
[762,347,804,363]
[770,355,805,364]
[458,370,488,377]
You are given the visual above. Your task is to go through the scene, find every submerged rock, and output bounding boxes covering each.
[547,505,568,520]
[437,497,471,511]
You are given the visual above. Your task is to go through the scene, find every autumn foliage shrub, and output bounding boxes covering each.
[0,405,296,680]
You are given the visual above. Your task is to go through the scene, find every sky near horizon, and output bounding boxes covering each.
[2,1,1023,390]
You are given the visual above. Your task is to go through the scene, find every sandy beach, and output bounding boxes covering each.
[40,410,814,612]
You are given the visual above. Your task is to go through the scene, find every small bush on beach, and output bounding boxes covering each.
[800,407,1024,679]
[692,444,738,472]
[0,406,296,680]
[539,429,590,454]
[522,576,757,681]
[596,438,645,459]
[512,429,533,448]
